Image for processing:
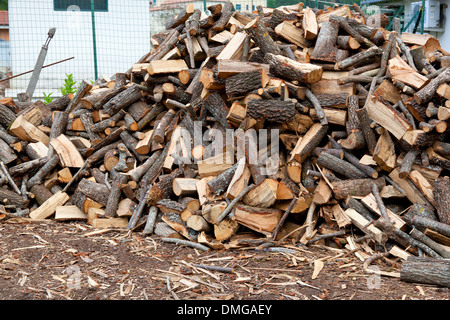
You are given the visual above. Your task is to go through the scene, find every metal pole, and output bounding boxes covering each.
[26,28,56,99]
[91,0,98,80]
[420,0,425,34]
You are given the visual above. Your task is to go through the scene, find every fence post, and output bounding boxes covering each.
[90,0,99,80]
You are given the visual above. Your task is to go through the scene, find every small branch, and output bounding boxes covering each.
[306,230,346,246]
[0,162,21,195]
[215,183,255,225]
[161,237,210,252]
[272,197,297,240]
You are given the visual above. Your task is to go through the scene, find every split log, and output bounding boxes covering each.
[289,123,328,163]
[29,191,69,219]
[274,21,308,49]
[233,204,283,237]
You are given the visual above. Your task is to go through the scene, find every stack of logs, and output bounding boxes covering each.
[0,2,449,288]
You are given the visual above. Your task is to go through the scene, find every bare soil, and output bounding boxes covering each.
[0,219,448,301]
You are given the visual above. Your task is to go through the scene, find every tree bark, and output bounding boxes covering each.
[401,257,450,288]
[331,177,386,200]
[433,176,450,225]
[246,99,296,123]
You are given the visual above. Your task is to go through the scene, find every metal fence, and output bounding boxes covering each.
[0,0,422,101]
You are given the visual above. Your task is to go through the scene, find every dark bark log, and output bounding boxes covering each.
[246,99,296,123]
[403,203,438,226]
[212,1,233,32]
[9,157,48,177]
[398,147,420,179]
[79,112,101,143]
[335,46,382,70]
[91,109,126,133]
[165,5,195,30]
[316,152,367,179]
[64,80,92,113]
[81,126,126,158]
[409,228,450,259]
[85,141,121,169]
[269,8,298,29]
[203,92,230,129]
[153,109,177,144]
[329,15,375,48]
[114,73,128,89]
[102,85,142,116]
[120,130,148,164]
[433,141,450,157]
[412,215,450,238]
[356,106,377,155]
[30,184,53,206]
[93,87,127,110]
[331,177,386,200]
[305,89,327,126]
[225,69,264,97]
[104,173,129,218]
[78,178,110,206]
[401,257,450,288]
[245,17,282,56]
[374,218,441,258]
[0,138,17,165]
[146,168,183,205]
[433,176,450,225]
[47,94,71,111]
[137,103,165,131]
[0,187,28,207]
[263,53,323,84]
[0,104,17,129]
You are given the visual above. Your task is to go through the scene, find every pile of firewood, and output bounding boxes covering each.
[0,2,449,287]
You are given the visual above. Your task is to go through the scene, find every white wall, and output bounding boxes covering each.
[403,0,450,52]
[8,0,150,98]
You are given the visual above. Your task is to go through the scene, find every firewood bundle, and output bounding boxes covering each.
[0,2,449,286]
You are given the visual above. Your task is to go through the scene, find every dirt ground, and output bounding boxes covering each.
[0,219,448,302]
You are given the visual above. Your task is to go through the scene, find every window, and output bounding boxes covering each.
[235,4,241,10]
[246,4,249,10]
[54,0,108,12]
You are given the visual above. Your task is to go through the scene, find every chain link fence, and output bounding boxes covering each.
[1,0,427,101]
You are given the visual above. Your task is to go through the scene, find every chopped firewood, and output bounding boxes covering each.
[0,3,449,280]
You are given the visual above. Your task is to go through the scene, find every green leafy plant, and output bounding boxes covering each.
[60,73,77,95]
[43,92,53,104]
